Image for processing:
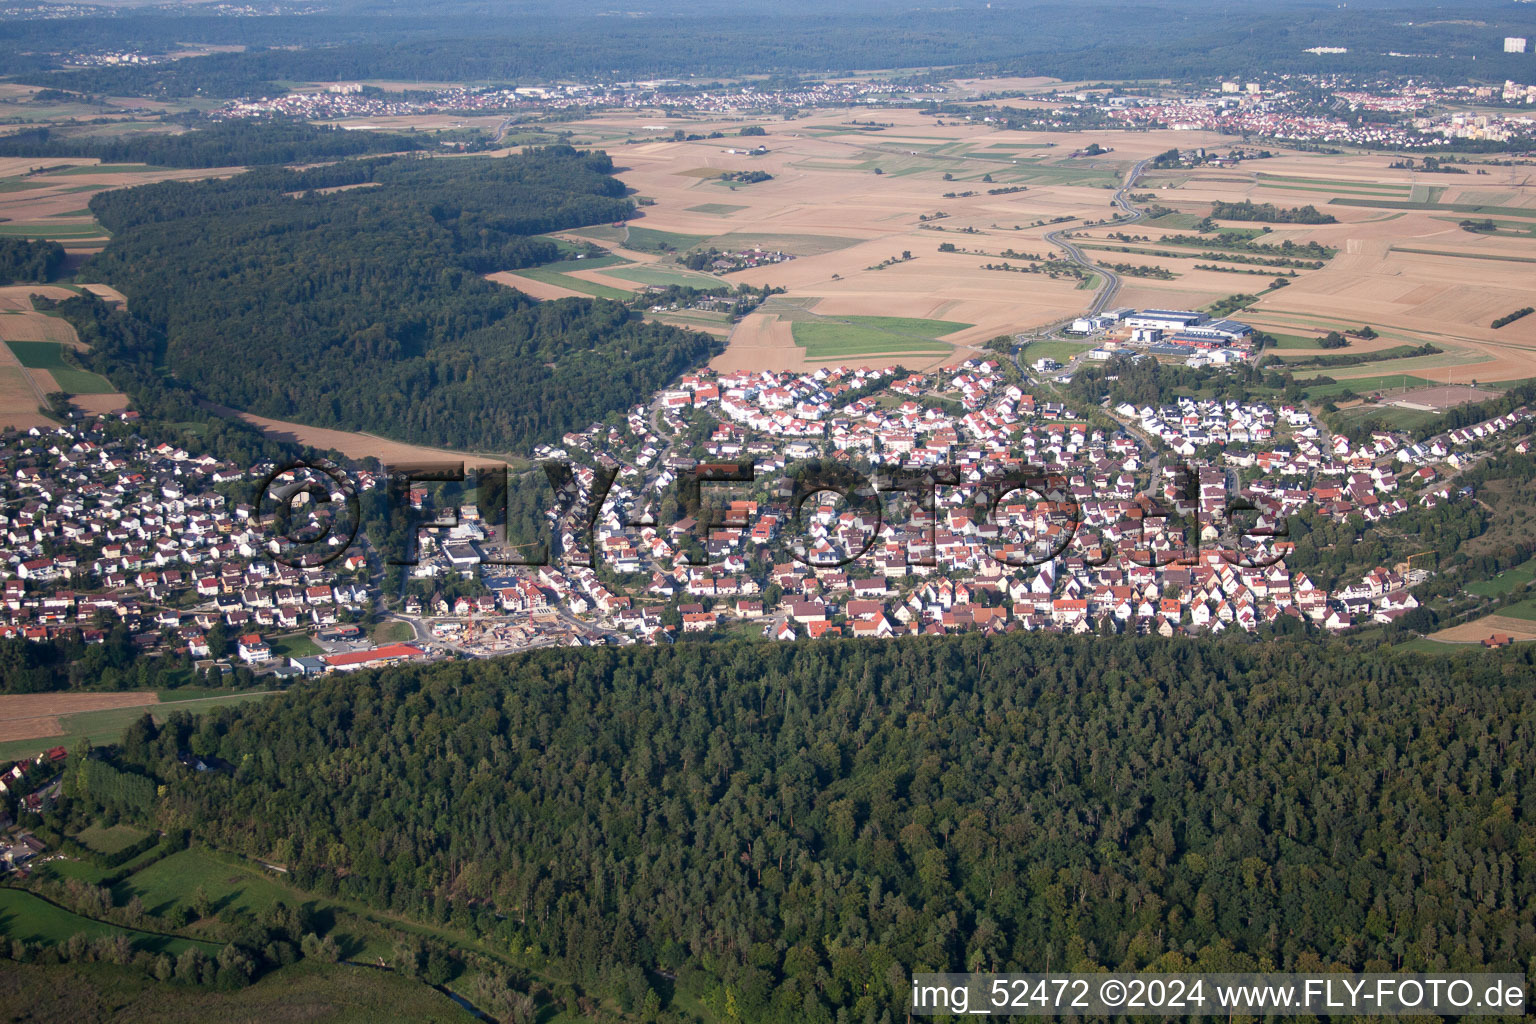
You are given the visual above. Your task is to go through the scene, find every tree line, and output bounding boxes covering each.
[0,121,424,169]
[13,5,1536,101]
[1209,201,1336,225]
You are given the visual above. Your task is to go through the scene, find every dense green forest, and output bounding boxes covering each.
[0,237,65,284]
[80,148,721,451]
[0,122,425,169]
[87,632,1536,1022]
[1209,201,1337,225]
[7,2,1534,98]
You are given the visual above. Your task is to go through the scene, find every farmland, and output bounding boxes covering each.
[0,690,278,763]
[791,314,968,359]
[4,339,114,393]
[501,108,1536,382]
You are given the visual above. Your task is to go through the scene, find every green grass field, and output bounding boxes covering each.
[1391,636,1478,655]
[790,315,967,359]
[1259,183,1410,198]
[1466,557,1536,598]
[1267,332,1324,350]
[36,857,119,886]
[1430,216,1536,235]
[536,253,631,272]
[110,846,461,965]
[75,823,151,856]
[371,620,416,644]
[646,309,734,331]
[603,265,720,288]
[1144,212,1204,228]
[1021,340,1094,366]
[1329,403,1443,434]
[1007,163,1119,186]
[0,888,214,956]
[1300,374,1436,400]
[619,226,710,252]
[268,633,320,659]
[40,164,156,175]
[1490,596,1536,621]
[684,203,746,215]
[3,340,115,393]
[0,222,108,240]
[0,959,479,1024]
[114,848,301,924]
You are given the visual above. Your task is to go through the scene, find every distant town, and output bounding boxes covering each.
[200,73,1536,151]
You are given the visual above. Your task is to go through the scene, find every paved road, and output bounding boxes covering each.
[1042,157,1150,318]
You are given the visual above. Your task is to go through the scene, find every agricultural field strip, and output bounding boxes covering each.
[1329,198,1536,217]
[1388,247,1536,265]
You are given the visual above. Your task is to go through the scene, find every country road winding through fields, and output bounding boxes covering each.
[1045,156,1151,318]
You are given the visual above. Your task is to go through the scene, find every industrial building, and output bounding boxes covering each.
[1177,318,1254,343]
[1123,309,1206,331]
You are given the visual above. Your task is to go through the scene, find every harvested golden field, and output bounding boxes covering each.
[0,285,76,311]
[949,76,1060,94]
[0,364,50,430]
[1429,615,1536,644]
[550,108,1179,367]
[0,160,239,254]
[1106,147,1536,381]
[712,310,807,372]
[0,309,82,346]
[543,111,1536,378]
[67,392,129,416]
[0,330,50,429]
[484,271,588,300]
[79,282,126,307]
[314,113,506,133]
[0,691,160,744]
[199,401,507,467]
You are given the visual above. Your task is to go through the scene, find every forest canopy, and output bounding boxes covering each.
[0,237,65,285]
[9,2,1536,97]
[0,121,425,169]
[113,631,1536,1023]
[81,147,721,451]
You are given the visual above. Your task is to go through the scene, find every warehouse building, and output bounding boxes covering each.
[1123,309,1206,331]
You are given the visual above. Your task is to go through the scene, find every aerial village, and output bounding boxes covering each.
[2,303,1529,674]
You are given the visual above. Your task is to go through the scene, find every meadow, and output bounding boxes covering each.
[0,888,215,957]
[791,314,967,359]
[0,959,479,1024]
